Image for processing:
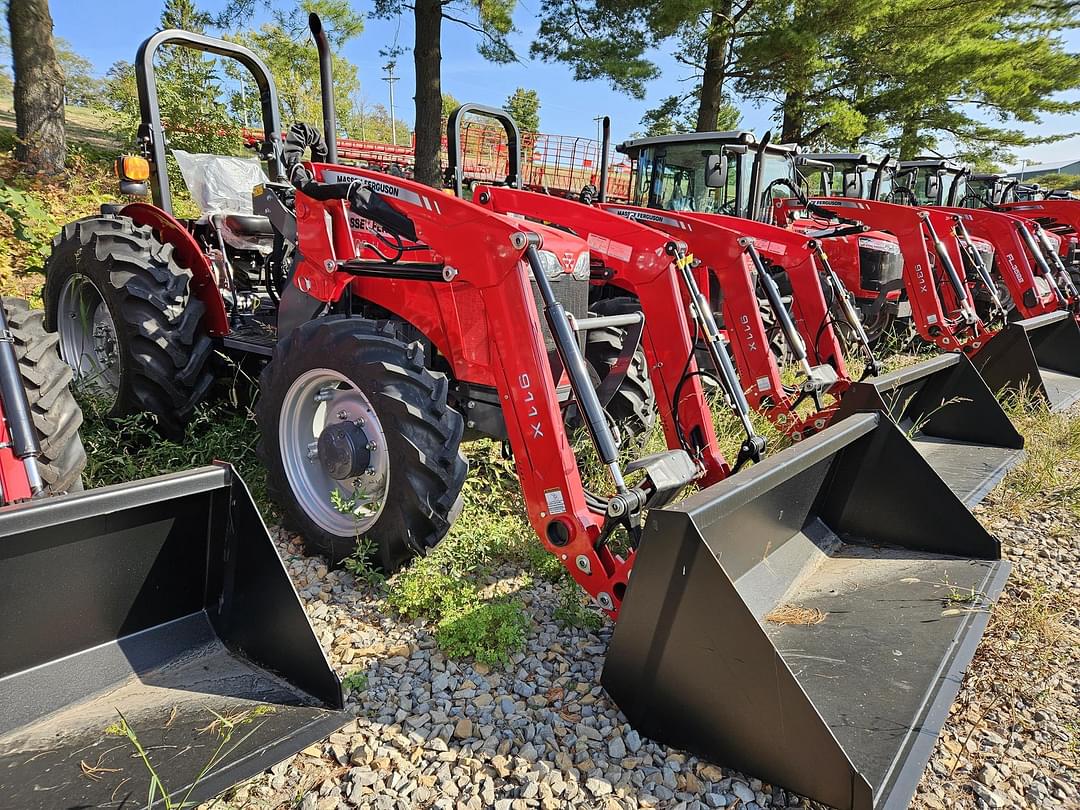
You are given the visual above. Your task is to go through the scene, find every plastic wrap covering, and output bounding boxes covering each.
[173,150,270,215]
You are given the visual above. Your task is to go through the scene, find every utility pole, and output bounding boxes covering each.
[383,61,399,146]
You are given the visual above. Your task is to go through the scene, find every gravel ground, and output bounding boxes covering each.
[212,477,1079,810]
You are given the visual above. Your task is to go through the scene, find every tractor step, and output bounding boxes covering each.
[0,465,346,808]
[971,311,1080,411]
[833,352,1024,506]
[603,413,1008,810]
[223,319,279,357]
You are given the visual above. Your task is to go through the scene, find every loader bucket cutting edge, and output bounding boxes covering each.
[0,464,347,809]
[972,311,1080,412]
[833,352,1024,507]
[602,413,1008,810]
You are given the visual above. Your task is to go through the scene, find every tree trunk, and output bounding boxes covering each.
[413,0,443,188]
[7,0,65,173]
[781,89,803,143]
[898,118,919,160]
[695,3,733,132]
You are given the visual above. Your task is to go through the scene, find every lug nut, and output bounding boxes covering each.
[306,441,319,460]
[337,409,348,420]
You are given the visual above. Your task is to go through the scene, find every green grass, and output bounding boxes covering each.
[988,386,1080,519]
[79,395,271,517]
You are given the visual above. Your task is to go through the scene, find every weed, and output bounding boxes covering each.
[342,536,386,590]
[341,671,369,694]
[331,490,386,590]
[78,401,272,516]
[105,705,274,809]
[904,395,972,439]
[553,582,604,631]
[434,598,530,667]
[939,573,982,606]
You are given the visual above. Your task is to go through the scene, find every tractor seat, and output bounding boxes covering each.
[224,214,274,238]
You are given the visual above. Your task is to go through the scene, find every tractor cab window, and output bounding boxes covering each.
[947,173,966,206]
[643,144,731,214]
[876,170,894,201]
[794,163,831,197]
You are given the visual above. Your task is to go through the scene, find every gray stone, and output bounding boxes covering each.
[731,780,756,804]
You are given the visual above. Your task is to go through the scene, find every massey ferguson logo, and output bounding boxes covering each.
[518,373,543,439]
[358,178,402,198]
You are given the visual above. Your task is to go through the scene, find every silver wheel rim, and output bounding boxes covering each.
[57,274,121,404]
[279,369,390,538]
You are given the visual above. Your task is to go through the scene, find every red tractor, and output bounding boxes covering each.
[38,18,1011,810]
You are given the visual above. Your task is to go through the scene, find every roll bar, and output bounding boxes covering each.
[134,28,284,213]
[446,104,522,197]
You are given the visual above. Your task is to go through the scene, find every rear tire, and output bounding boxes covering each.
[586,298,656,441]
[3,297,85,494]
[43,215,214,440]
[256,317,468,571]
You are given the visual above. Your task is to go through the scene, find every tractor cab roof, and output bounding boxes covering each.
[900,157,968,175]
[616,131,798,161]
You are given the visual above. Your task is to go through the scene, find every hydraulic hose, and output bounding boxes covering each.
[281,122,417,241]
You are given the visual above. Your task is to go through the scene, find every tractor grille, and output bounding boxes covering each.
[859,240,904,293]
[530,276,589,353]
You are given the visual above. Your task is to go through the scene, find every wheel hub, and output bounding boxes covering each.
[317,421,372,480]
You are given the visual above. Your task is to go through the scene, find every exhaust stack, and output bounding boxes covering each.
[308,13,338,164]
[598,115,610,203]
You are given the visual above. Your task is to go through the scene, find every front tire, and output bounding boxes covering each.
[586,298,656,442]
[256,317,468,570]
[43,215,214,439]
[3,297,86,494]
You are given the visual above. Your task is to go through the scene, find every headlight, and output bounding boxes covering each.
[572,252,591,281]
[536,249,564,280]
[858,236,901,255]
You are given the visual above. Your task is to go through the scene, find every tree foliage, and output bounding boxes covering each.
[225,0,365,137]
[54,37,100,107]
[98,0,238,158]
[504,87,540,132]
[535,0,1079,163]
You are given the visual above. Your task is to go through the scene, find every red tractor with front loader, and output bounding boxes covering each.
[34,17,1012,810]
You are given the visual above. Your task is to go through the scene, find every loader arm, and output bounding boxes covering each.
[290,163,701,615]
[776,197,991,352]
[600,203,850,439]
[473,185,732,481]
[995,199,1080,265]
[936,206,1075,317]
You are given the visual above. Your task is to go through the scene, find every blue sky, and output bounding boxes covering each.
[51,0,1078,169]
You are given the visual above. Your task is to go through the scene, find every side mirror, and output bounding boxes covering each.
[925,173,941,203]
[704,152,727,188]
[842,170,862,198]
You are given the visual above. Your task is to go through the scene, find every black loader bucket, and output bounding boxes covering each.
[0,464,346,809]
[603,413,1008,810]
[833,353,1024,506]
[972,310,1080,411]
